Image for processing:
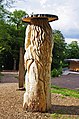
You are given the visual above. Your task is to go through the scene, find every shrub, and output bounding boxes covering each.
[51,67,62,77]
[51,68,58,77]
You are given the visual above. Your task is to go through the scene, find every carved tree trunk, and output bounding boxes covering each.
[23,19,54,112]
[19,47,24,88]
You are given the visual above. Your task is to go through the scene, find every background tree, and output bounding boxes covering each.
[51,30,66,77]
[0,0,15,7]
[0,3,11,70]
[0,8,27,70]
[66,41,79,59]
[8,10,27,70]
[52,30,66,69]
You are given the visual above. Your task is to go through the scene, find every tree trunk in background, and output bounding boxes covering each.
[19,47,24,88]
[23,19,54,112]
[13,58,16,70]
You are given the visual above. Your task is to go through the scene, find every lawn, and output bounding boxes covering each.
[51,85,79,98]
[51,85,79,118]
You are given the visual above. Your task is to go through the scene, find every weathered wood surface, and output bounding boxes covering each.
[22,14,58,23]
[23,19,54,112]
[19,47,24,88]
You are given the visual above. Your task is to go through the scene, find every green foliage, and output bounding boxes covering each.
[51,30,65,77]
[0,8,27,70]
[0,4,10,21]
[51,31,79,77]
[8,10,27,47]
[51,68,58,77]
[0,0,15,8]
[51,67,62,77]
[66,41,79,59]
[52,30,66,70]
[51,85,79,98]
[8,9,27,27]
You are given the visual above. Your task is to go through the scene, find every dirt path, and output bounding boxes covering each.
[0,72,79,119]
[52,74,79,90]
[0,73,51,119]
[0,73,18,83]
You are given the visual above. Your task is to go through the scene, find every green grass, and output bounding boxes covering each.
[50,85,79,118]
[51,85,79,98]
[0,72,4,80]
[50,113,76,119]
[50,113,70,119]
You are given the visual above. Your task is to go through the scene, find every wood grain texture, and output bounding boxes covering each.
[23,19,54,112]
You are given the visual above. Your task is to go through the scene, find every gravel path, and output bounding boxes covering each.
[0,72,79,119]
[0,73,51,119]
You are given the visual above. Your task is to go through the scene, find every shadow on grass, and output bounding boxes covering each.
[49,104,79,115]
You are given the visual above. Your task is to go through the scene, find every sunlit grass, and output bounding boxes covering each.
[51,85,79,98]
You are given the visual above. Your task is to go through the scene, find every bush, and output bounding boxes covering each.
[51,68,58,77]
[51,67,62,77]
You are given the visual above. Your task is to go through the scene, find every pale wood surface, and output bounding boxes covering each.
[23,19,54,112]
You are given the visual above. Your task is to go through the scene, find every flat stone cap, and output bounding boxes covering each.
[22,14,58,23]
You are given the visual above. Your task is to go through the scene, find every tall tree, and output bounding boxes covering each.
[66,41,79,59]
[0,0,15,7]
[52,30,66,70]
[8,10,27,70]
[0,9,27,70]
[9,10,27,28]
